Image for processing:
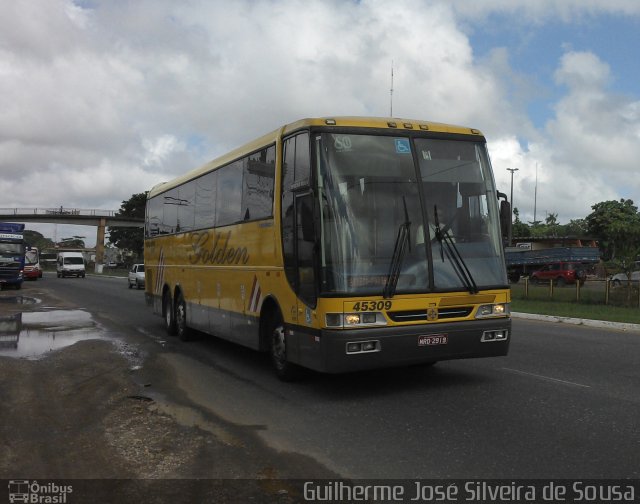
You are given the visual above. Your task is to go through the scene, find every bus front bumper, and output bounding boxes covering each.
[296,318,511,374]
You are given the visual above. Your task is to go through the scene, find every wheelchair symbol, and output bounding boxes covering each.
[395,138,411,154]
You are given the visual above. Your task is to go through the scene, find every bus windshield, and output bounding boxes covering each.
[315,133,507,295]
[0,243,23,257]
[25,249,39,265]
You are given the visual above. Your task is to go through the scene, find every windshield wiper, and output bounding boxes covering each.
[433,205,479,294]
[383,197,411,299]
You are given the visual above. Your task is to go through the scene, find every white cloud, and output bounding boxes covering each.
[449,0,640,22]
[489,50,640,224]
[0,0,639,245]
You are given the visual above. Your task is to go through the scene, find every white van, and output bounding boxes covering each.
[57,251,86,278]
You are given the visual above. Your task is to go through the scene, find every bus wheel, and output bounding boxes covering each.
[163,290,177,336]
[269,313,300,382]
[175,291,191,341]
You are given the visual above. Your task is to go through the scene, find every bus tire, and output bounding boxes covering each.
[175,291,191,341]
[269,312,301,382]
[163,290,177,336]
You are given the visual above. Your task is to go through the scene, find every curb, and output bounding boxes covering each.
[512,311,640,333]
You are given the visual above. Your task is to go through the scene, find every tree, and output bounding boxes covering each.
[108,192,147,260]
[585,199,640,305]
[544,212,560,237]
[586,199,640,262]
[24,230,55,250]
[564,218,588,237]
[512,208,531,238]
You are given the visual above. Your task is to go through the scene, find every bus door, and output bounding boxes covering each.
[282,133,318,325]
[294,191,317,311]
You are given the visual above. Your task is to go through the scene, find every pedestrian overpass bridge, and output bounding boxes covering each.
[0,207,144,265]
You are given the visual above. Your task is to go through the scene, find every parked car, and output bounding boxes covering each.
[128,263,145,289]
[610,271,640,287]
[530,262,586,286]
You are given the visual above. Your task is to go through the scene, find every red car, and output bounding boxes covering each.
[530,262,586,286]
[23,263,42,280]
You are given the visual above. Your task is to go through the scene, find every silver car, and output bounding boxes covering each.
[128,263,145,289]
[610,270,640,287]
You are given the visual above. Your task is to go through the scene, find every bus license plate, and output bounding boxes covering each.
[419,334,448,346]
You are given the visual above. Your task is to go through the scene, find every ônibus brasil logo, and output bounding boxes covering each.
[8,480,73,503]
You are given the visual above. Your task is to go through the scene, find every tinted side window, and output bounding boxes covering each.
[216,161,243,226]
[161,188,180,234]
[295,133,310,182]
[194,171,217,230]
[178,180,195,232]
[145,144,274,236]
[242,145,275,221]
[146,195,163,237]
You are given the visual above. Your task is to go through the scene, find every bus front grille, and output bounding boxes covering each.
[387,307,473,322]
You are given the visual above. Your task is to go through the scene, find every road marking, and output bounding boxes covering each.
[502,368,591,388]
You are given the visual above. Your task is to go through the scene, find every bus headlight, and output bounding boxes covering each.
[476,303,510,318]
[325,312,388,328]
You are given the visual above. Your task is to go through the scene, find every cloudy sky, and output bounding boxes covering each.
[1,0,639,246]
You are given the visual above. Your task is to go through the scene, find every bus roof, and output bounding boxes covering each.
[147,116,485,199]
[0,222,25,233]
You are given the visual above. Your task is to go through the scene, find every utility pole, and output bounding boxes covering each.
[533,162,538,224]
[390,60,394,117]
[507,167,519,245]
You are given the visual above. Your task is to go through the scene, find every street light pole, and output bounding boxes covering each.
[507,167,519,245]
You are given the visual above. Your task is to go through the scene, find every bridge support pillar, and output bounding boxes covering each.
[95,218,106,271]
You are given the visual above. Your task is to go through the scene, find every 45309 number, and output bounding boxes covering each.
[352,301,392,311]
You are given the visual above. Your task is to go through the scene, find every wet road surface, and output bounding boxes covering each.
[2,272,640,495]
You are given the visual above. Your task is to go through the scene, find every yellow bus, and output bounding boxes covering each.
[145,117,512,380]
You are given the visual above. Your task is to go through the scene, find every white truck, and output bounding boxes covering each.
[56,251,86,278]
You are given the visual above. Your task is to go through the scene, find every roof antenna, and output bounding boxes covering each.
[390,60,394,117]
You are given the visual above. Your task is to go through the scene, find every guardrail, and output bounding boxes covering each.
[512,278,640,308]
[0,207,117,217]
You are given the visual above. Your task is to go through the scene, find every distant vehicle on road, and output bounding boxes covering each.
[57,251,86,278]
[505,245,599,284]
[128,263,145,289]
[0,222,25,289]
[610,271,640,287]
[24,247,42,280]
[530,262,586,286]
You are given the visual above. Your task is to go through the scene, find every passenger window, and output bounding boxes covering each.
[242,145,276,221]
[216,161,243,226]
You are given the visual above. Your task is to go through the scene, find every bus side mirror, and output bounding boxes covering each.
[499,198,511,244]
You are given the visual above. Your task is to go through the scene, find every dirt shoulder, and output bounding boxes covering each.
[0,284,338,503]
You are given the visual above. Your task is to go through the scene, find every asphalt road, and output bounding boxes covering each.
[11,273,640,480]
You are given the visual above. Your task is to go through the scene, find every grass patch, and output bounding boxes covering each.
[511,298,640,325]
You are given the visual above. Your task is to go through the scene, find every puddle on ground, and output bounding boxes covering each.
[0,295,40,305]
[0,309,105,359]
